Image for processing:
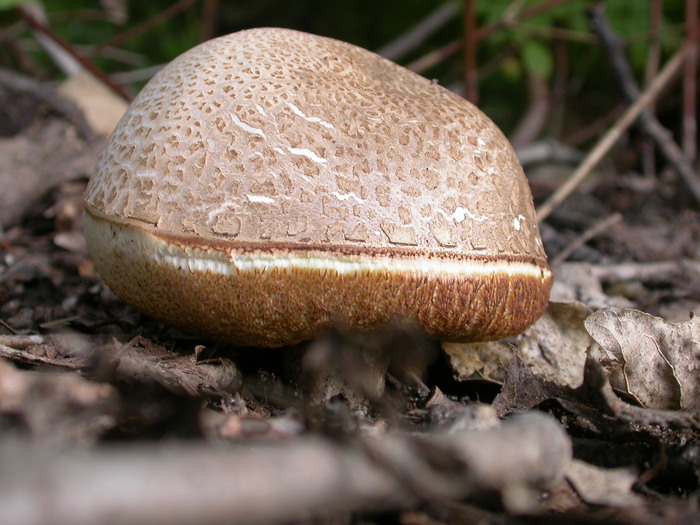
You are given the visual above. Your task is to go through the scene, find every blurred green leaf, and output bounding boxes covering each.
[521,40,552,79]
[500,56,522,81]
[0,0,35,10]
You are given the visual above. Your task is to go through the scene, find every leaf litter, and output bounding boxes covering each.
[0,68,700,525]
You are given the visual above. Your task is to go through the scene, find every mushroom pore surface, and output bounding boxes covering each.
[84,27,553,348]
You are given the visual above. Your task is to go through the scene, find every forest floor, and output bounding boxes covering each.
[1,72,700,525]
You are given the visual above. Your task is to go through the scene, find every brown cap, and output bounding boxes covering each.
[84,27,552,347]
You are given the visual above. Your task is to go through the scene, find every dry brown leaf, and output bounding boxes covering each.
[565,459,643,507]
[110,337,242,397]
[0,357,118,445]
[585,307,700,410]
[443,301,594,388]
[441,340,511,383]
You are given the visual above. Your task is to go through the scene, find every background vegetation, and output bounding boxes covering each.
[0,0,691,142]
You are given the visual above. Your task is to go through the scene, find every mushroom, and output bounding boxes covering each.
[83,28,552,348]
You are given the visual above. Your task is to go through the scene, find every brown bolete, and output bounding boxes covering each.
[84,28,552,348]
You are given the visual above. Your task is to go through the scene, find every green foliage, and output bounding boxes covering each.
[521,40,553,79]
[475,0,684,78]
[0,0,690,136]
[0,0,35,10]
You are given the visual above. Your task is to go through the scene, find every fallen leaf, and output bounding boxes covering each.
[518,301,594,388]
[109,337,242,397]
[441,340,511,383]
[443,301,594,388]
[585,307,700,410]
[565,459,643,507]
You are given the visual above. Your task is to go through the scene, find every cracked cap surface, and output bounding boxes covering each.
[84,27,552,347]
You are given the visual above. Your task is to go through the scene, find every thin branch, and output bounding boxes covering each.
[97,0,200,52]
[407,40,462,73]
[0,319,18,335]
[683,0,698,161]
[587,258,700,285]
[463,0,479,103]
[641,0,662,176]
[476,0,577,41]
[408,0,579,73]
[199,0,220,43]
[376,1,459,61]
[0,412,571,524]
[587,3,700,205]
[0,343,86,370]
[551,213,622,266]
[510,73,550,148]
[536,41,690,222]
[16,7,132,102]
[0,67,96,140]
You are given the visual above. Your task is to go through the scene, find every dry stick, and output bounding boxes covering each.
[0,318,18,335]
[463,0,479,103]
[199,0,220,43]
[477,0,577,41]
[0,343,85,370]
[641,0,663,176]
[536,44,689,223]
[587,4,700,206]
[683,0,698,161]
[0,335,45,349]
[16,7,131,102]
[0,412,570,525]
[376,1,459,61]
[587,259,700,285]
[407,0,579,73]
[510,74,550,149]
[97,0,200,52]
[551,212,622,266]
[0,67,96,141]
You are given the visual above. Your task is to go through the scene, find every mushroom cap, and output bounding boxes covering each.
[84,27,552,348]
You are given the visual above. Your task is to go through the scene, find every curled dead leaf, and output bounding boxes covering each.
[585,307,700,410]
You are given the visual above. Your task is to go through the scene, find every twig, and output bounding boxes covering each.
[16,5,81,76]
[0,412,571,525]
[98,0,199,52]
[478,0,578,41]
[683,0,698,161]
[407,40,461,73]
[376,1,459,61]
[463,0,479,103]
[109,64,165,85]
[563,105,625,146]
[407,0,579,73]
[641,0,663,176]
[586,259,700,285]
[551,213,622,266]
[578,355,700,430]
[0,318,19,335]
[644,0,662,88]
[0,343,85,370]
[199,0,220,43]
[0,67,96,141]
[516,140,583,166]
[510,73,550,148]
[536,41,689,222]
[16,7,131,102]
[587,3,700,206]
[0,335,45,349]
